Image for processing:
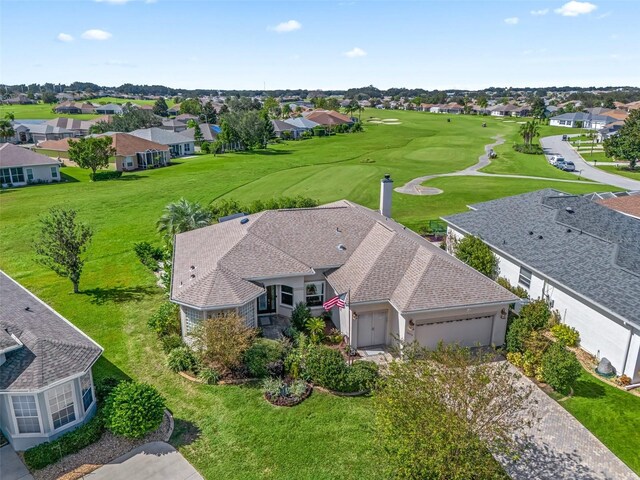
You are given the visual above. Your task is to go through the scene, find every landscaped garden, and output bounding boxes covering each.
[1,108,636,478]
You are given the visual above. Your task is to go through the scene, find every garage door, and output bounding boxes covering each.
[357,310,387,348]
[414,316,493,350]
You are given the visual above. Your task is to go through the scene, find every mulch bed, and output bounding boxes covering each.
[264,384,312,407]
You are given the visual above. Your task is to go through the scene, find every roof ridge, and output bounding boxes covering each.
[348,223,396,299]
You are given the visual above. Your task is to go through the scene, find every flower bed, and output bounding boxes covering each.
[263,379,312,407]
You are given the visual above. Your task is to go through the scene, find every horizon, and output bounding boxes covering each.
[1,0,639,90]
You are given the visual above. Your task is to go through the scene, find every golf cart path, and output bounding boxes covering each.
[540,135,640,190]
[395,135,599,196]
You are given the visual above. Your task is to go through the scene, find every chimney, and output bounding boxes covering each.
[379,173,393,218]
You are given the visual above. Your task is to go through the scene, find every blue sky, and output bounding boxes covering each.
[1,0,639,90]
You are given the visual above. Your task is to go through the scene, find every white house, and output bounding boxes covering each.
[129,127,195,157]
[444,189,640,382]
[170,176,516,352]
[0,143,61,187]
[549,112,615,130]
[0,272,103,450]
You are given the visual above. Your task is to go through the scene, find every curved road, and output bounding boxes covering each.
[540,135,640,191]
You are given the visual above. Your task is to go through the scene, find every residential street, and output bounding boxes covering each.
[540,135,640,191]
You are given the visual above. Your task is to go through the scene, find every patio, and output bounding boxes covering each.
[257,314,291,340]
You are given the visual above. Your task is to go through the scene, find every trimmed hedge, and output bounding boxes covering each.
[24,413,104,470]
[103,382,165,438]
[304,345,379,393]
[512,143,544,155]
[92,170,123,181]
[244,338,286,378]
[542,342,582,392]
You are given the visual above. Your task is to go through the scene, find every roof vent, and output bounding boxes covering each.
[335,227,341,234]
[538,235,543,240]
[190,273,196,279]
[566,228,572,233]
[190,265,196,270]
[565,206,574,213]
[25,306,31,312]
[528,231,534,235]
[337,243,347,251]
[240,218,249,225]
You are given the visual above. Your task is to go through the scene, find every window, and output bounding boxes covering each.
[80,372,94,412]
[50,167,58,178]
[0,168,11,184]
[26,168,34,181]
[185,307,202,334]
[11,396,41,434]
[10,167,25,183]
[518,267,532,288]
[305,281,324,307]
[47,382,76,430]
[281,285,294,307]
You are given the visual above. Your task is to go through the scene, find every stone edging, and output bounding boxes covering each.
[163,409,174,442]
[313,385,369,397]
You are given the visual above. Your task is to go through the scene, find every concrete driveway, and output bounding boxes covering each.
[0,445,33,480]
[85,442,202,480]
[540,135,640,190]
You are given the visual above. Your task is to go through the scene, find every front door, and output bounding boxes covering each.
[257,285,277,315]
[357,310,387,347]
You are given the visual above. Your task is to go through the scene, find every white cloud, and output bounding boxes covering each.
[57,33,74,42]
[504,17,520,25]
[555,1,597,16]
[344,47,367,58]
[81,29,113,40]
[269,20,302,33]
[530,8,549,15]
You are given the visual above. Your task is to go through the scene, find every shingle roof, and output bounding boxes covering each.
[304,110,352,126]
[45,117,94,131]
[596,195,640,218]
[18,123,73,136]
[37,133,169,156]
[271,119,299,132]
[129,127,194,146]
[0,143,59,168]
[284,117,319,129]
[172,201,516,311]
[0,272,102,391]
[444,189,640,327]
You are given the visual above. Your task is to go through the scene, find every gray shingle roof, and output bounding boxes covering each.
[444,189,640,327]
[0,143,59,168]
[172,201,516,312]
[129,127,194,146]
[0,272,102,391]
[285,117,320,129]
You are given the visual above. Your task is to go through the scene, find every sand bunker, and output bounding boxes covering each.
[502,120,515,123]
[368,120,382,124]
[383,121,402,125]
[384,118,399,121]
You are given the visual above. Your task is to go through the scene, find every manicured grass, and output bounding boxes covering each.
[552,371,640,474]
[0,102,100,120]
[92,96,176,107]
[580,152,610,163]
[0,109,621,478]
[597,165,640,180]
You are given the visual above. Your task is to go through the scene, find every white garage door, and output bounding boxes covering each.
[415,316,493,350]
[357,310,387,348]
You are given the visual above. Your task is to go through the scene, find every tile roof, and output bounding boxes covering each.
[129,127,194,146]
[0,272,102,391]
[304,110,352,126]
[0,143,59,168]
[172,201,516,312]
[444,189,640,327]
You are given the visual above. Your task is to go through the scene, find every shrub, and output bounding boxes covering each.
[512,143,544,155]
[161,333,184,353]
[191,312,257,373]
[541,343,582,392]
[95,376,123,403]
[551,324,580,347]
[506,351,523,368]
[341,361,379,392]
[505,317,533,353]
[306,316,326,344]
[103,382,166,438]
[520,299,551,330]
[327,328,344,345]
[289,379,308,397]
[262,377,283,397]
[24,412,104,470]
[198,367,221,385]
[133,241,164,271]
[92,170,122,181]
[243,338,286,378]
[266,359,285,378]
[496,277,529,299]
[304,345,347,391]
[453,235,499,279]
[167,346,199,373]
[522,350,537,377]
[148,302,180,337]
[291,302,311,331]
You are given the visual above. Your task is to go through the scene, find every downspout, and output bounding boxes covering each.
[621,325,633,377]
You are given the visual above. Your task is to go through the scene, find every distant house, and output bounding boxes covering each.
[175,113,199,124]
[37,133,170,171]
[14,123,74,144]
[443,103,464,114]
[304,110,352,126]
[444,189,640,383]
[129,127,195,157]
[167,104,181,116]
[45,118,97,137]
[549,112,615,129]
[94,103,123,115]
[419,103,434,112]
[160,118,188,133]
[429,104,445,113]
[0,143,61,187]
[597,121,624,142]
[179,123,220,142]
[53,102,96,115]
[2,94,35,105]
[284,117,320,131]
[0,271,102,450]
[271,119,303,139]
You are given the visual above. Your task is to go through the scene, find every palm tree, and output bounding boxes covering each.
[519,120,540,146]
[0,119,15,142]
[157,198,212,243]
[356,105,365,121]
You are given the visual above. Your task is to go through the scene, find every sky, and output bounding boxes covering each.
[1,0,639,90]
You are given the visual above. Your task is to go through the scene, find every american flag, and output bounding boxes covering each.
[323,292,347,310]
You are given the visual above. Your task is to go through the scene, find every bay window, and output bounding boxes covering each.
[11,395,41,434]
[47,382,76,430]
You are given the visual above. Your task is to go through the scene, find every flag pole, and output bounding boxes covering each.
[347,288,352,365]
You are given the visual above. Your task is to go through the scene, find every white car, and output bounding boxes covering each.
[550,155,564,166]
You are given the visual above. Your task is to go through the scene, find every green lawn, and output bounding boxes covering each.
[0,109,625,478]
[580,151,610,163]
[596,165,640,180]
[0,102,100,120]
[92,96,176,107]
[552,371,640,474]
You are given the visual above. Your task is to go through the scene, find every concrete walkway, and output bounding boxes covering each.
[85,442,202,480]
[499,366,639,480]
[540,135,640,190]
[0,445,33,480]
[395,135,595,196]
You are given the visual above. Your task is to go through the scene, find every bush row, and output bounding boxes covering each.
[91,170,123,181]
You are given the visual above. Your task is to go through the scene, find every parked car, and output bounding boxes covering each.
[551,155,565,166]
[562,161,576,172]
[555,158,567,169]
[562,134,568,141]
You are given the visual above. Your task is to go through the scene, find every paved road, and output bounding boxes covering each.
[540,135,640,191]
[86,442,203,480]
[498,365,639,480]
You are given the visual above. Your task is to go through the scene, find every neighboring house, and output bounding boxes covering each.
[271,119,302,139]
[0,271,102,450]
[45,118,96,137]
[14,123,74,144]
[419,103,434,112]
[549,112,615,129]
[175,114,199,124]
[444,189,640,382]
[596,120,624,142]
[2,94,35,105]
[284,117,320,131]
[443,102,463,114]
[129,127,195,157]
[6,123,31,144]
[0,143,61,186]
[167,104,181,116]
[179,123,220,142]
[594,192,640,219]
[37,133,170,171]
[304,110,353,126]
[94,103,123,115]
[161,118,188,133]
[429,104,445,113]
[53,102,96,114]
[170,176,516,352]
